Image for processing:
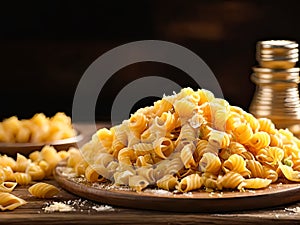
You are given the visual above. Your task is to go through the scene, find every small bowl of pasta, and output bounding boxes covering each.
[0,112,83,156]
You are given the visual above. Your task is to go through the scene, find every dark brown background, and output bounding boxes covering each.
[1,0,300,121]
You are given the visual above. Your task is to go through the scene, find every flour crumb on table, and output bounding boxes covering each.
[91,205,114,212]
[285,206,300,213]
[43,202,75,212]
[42,198,114,213]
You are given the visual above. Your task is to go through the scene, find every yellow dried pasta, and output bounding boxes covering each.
[0,182,18,193]
[14,172,32,185]
[0,144,79,211]
[0,192,27,211]
[177,173,203,192]
[74,87,300,193]
[0,112,76,143]
[28,182,59,198]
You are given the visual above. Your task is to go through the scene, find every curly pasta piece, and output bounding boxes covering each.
[198,89,215,105]
[222,154,251,177]
[136,167,155,184]
[160,111,177,132]
[132,143,153,157]
[180,143,197,169]
[246,160,264,178]
[14,153,30,173]
[28,182,59,198]
[153,99,173,117]
[58,150,69,160]
[208,130,230,149]
[247,131,270,153]
[279,162,300,182]
[226,112,242,132]
[14,172,31,185]
[153,137,174,159]
[278,128,294,144]
[194,139,209,161]
[0,155,16,169]
[269,133,283,148]
[156,174,178,191]
[166,156,185,175]
[233,123,253,144]
[135,154,153,167]
[199,152,221,175]
[38,160,51,177]
[26,163,45,181]
[74,161,88,176]
[111,125,127,155]
[40,145,61,171]
[258,118,276,134]
[1,166,15,181]
[219,142,245,160]
[256,147,284,167]
[238,178,272,190]
[263,165,278,182]
[283,145,299,160]
[129,112,148,136]
[118,148,136,165]
[176,123,197,146]
[201,173,219,190]
[177,173,203,192]
[128,175,149,192]
[217,171,245,190]
[85,165,100,182]
[67,148,83,168]
[189,113,205,129]
[114,169,135,186]
[242,112,260,133]
[96,128,114,151]
[29,151,42,163]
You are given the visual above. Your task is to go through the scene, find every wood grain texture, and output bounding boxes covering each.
[1,178,300,225]
[54,164,300,213]
[2,123,300,224]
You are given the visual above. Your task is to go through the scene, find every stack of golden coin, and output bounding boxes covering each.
[250,40,300,129]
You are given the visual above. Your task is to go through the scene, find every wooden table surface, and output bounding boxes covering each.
[2,122,300,225]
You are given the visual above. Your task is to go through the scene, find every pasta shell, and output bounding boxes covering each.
[0,192,27,211]
[28,182,59,198]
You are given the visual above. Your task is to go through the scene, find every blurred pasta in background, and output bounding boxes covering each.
[0,112,76,143]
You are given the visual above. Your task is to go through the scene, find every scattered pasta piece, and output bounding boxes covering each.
[0,192,27,211]
[238,178,272,190]
[14,172,32,185]
[0,145,81,210]
[0,181,18,193]
[28,182,60,198]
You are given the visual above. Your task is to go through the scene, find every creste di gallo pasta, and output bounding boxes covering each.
[72,87,300,193]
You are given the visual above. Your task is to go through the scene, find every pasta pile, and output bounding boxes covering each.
[76,87,300,192]
[0,112,76,143]
[0,145,72,210]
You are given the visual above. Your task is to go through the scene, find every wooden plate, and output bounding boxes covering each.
[54,163,300,212]
[0,132,83,157]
